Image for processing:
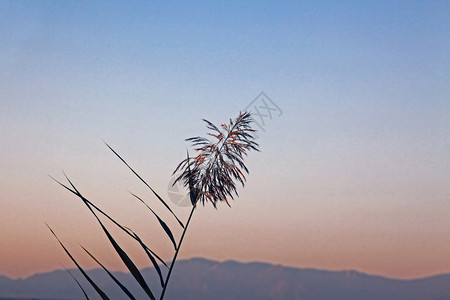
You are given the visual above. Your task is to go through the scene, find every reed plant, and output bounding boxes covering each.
[48,111,259,299]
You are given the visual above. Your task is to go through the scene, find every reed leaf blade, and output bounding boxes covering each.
[46,224,110,300]
[85,205,156,300]
[81,245,136,300]
[103,141,185,228]
[63,266,90,300]
[130,192,177,251]
[127,229,165,288]
[50,175,168,268]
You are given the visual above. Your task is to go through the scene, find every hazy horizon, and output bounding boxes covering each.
[1,1,449,281]
[2,257,449,281]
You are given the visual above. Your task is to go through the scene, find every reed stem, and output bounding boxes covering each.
[160,204,196,300]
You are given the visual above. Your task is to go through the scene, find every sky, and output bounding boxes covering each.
[0,1,449,280]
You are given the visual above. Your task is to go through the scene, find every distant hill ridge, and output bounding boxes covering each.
[1,258,449,300]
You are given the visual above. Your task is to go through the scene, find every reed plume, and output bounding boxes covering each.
[173,111,259,207]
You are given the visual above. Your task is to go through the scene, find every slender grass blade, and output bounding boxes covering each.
[52,174,157,298]
[126,228,165,288]
[81,245,136,300]
[50,174,168,268]
[46,224,110,300]
[103,141,185,228]
[93,215,156,299]
[63,265,90,300]
[130,192,177,251]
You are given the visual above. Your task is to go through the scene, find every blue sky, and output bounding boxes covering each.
[0,1,448,279]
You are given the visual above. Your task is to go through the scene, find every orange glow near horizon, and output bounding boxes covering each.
[1,191,448,280]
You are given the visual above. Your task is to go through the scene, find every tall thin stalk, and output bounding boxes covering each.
[160,204,196,299]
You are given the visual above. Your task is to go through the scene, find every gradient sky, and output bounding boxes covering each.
[0,1,449,280]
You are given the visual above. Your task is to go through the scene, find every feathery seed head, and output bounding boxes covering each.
[173,111,259,208]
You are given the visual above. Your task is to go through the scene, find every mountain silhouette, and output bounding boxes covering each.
[0,258,449,300]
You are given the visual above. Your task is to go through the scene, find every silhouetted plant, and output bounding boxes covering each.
[48,111,259,300]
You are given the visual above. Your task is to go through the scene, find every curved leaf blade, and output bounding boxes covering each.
[63,266,90,300]
[81,245,136,300]
[50,174,168,269]
[84,203,156,300]
[46,224,110,300]
[127,228,165,288]
[52,175,156,299]
[130,192,177,251]
[103,141,184,228]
